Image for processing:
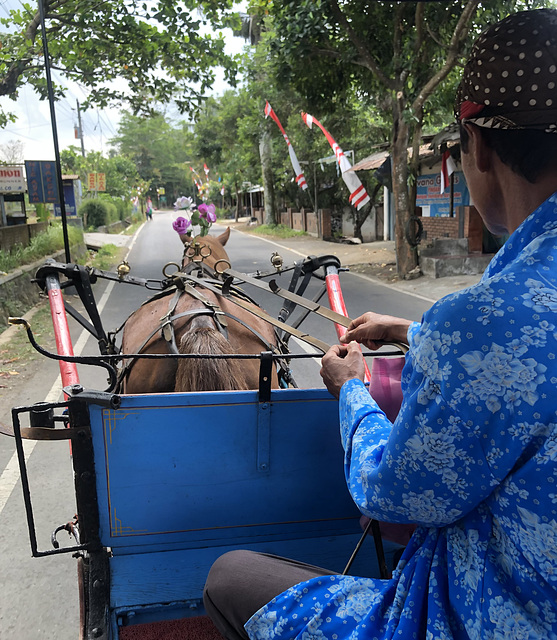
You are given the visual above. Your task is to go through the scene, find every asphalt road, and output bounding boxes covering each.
[0,211,432,638]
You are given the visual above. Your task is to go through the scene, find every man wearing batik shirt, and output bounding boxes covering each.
[204,9,557,639]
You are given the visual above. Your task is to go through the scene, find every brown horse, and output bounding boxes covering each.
[120,227,280,394]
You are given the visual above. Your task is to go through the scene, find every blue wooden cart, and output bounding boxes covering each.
[8,255,404,640]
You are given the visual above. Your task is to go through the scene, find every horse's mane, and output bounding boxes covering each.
[175,327,249,392]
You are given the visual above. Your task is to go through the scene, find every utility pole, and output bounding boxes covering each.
[76,100,85,158]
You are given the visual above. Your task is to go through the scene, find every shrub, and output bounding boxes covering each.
[113,198,131,221]
[104,201,118,225]
[0,223,84,273]
[79,199,109,228]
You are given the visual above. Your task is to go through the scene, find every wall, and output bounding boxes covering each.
[0,243,87,327]
[421,216,459,241]
[0,222,48,252]
[255,208,328,239]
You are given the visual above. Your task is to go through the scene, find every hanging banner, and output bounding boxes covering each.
[264,101,307,191]
[301,112,370,210]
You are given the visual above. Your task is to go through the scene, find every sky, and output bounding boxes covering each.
[0,6,246,163]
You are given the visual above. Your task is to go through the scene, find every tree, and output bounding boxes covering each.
[269,0,549,276]
[191,91,260,219]
[110,111,195,200]
[0,0,241,126]
[60,145,142,212]
[234,12,278,225]
[0,139,24,164]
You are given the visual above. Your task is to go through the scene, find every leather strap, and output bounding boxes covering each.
[176,272,331,353]
[224,269,409,354]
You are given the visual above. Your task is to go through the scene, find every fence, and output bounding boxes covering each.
[252,208,333,239]
[251,204,486,250]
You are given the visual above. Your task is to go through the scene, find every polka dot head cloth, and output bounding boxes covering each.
[455,9,557,133]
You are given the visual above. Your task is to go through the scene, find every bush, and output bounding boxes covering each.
[105,202,118,225]
[79,199,109,228]
[113,198,131,221]
[0,223,84,273]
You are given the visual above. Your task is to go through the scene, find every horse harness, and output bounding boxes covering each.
[117,263,291,389]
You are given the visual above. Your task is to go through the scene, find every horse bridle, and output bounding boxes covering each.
[116,259,290,390]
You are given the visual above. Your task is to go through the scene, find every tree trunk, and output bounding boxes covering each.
[234,180,240,222]
[353,183,382,240]
[259,128,276,226]
[391,102,418,277]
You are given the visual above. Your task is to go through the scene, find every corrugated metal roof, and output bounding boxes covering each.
[348,151,389,172]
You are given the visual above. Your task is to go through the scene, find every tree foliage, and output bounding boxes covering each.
[0,0,242,125]
[267,0,551,275]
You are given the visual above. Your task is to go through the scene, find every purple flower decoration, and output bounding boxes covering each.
[198,203,217,223]
[172,216,191,235]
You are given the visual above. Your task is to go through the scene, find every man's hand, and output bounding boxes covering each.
[320,342,365,400]
[340,312,412,350]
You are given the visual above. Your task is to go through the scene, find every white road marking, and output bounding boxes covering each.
[0,280,115,516]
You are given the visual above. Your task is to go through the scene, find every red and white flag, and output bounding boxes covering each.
[203,163,210,182]
[440,150,457,194]
[220,185,225,196]
[301,112,370,210]
[265,101,307,191]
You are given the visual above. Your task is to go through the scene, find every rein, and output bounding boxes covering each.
[117,261,292,391]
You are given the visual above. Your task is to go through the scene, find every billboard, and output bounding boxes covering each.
[24,161,60,203]
[0,165,26,192]
[416,171,470,217]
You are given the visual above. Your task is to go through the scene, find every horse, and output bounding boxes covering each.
[120,227,281,394]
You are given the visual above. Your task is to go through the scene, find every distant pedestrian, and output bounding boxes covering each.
[146,197,153,221]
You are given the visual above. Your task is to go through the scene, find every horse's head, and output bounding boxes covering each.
[179,226,231,273]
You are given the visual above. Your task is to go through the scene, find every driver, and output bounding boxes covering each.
[204,9,557,639]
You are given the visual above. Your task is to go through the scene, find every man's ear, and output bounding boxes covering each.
[465,123,492,173]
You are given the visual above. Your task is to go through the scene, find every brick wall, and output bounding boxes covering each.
[462,206,484,252]
[421,216,459,241]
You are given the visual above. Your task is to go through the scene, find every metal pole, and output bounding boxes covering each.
[38,0,70,264]
[0,194,6,226]
[76,100,85,158]
[449,172,455,217]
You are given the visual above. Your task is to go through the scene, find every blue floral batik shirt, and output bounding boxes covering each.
[245,192,557,640]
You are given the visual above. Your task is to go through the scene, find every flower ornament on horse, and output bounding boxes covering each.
[172,197,216,240]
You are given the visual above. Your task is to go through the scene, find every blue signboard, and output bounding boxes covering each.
[24,161,60,204]
[416,171,470,217]
[54,180,77,216]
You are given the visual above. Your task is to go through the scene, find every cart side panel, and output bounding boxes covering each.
[89,387,361,553]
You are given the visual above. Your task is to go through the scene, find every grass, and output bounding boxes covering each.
[0,304,56,384]
[123,221,143,236]
[89,244,126,270]
[0,224,84,274]
[0,242,126,384]
[247,224,307,239]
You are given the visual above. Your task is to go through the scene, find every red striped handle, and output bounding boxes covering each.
[46,275,80,392]
[325,270,371,383]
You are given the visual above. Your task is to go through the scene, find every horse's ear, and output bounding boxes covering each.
[217,226,230,247]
